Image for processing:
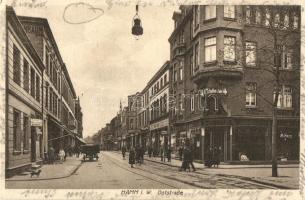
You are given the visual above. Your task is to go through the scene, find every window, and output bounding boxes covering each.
[130,119,134,129]
[281,46,293,69]
[164,74,167,83]
[265,8,271,27]
[283,14,289,29]
[23,115,29,151]
[204,37,216,62]
[23,59,29,92]
[245,6,251,24]
[293,13,299,29]
[191,95,194,111]
[30,68,35,98]
[205,6,216,20]
[160,77,163,87]
[224,36,236,61]
[224,6,235,19]
[36,75,40,102]
[13,110,21,151]
[181,30,185,43]
[274,13,280,28]
[245,42,257,66]
[255,7,261,24]
[190,54,194,76]
[45,85,49,109]
[194,43,199,67]
[13,45,21,85]
[274,85,292,108]
[174,70,178,82]
[245,82,256,107]
[179,68,183,81]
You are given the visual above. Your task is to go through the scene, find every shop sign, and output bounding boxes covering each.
[199,88,228,96]
[31,118,42,127]
[150,119,169,130]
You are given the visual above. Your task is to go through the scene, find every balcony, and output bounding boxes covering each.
[193,62,243,84]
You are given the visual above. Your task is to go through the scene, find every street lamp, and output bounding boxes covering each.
[132,5,143,40]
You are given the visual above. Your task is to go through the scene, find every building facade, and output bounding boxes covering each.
[6,7,45,176]
[5,7,82,177]
[169,5,300,162]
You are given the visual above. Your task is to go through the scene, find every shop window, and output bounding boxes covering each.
[23,115,29,151]
[274,13,280,28]
[224,5,235,19]
[13,109,21,152]
[204,37,216,62]
[224,36,236,61]
[264,8,271,27]
[205,6,216,20]
[293,13,299,29]
[245,42,257,66]
[23,59,29,92]
[13,45,21,85]
[245,6,251,24]
[255,7,261,24]
[283,14,289,29]
[245,82,257,107]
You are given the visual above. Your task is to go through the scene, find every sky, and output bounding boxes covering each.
[11,0,177,138]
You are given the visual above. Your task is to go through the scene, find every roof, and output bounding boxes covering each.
[147,61,170,86]
[17,15,77,98]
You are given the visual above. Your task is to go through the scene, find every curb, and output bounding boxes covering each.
[5,161,83,182]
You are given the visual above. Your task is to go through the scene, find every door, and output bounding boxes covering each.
[31,127,36,162]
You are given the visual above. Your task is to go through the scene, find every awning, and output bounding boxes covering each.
[76,136,86,144]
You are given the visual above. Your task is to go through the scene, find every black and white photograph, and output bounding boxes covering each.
[0,0,304,199]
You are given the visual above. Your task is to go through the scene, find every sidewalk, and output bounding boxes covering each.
[115,151,299,189]
[6,156,83,181]
[143,154,299,189]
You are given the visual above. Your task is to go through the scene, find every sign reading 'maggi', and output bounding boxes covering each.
[31,118,42,127]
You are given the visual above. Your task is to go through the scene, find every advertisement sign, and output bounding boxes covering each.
[31,119,42,127]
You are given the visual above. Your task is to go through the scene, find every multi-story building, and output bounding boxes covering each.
[18,15,78,154]
[169,5,300,162]
[5,7,82,176]
[148,61,170,155]
[136,85,150,150]
[5,7,46,176]
[75,97,84,140]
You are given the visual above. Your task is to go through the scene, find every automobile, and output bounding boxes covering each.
[81,144,100,161]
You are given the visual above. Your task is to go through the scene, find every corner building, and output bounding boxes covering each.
[169,5,300,162]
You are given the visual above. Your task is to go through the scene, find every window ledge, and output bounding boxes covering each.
[223,60,237,65]
[223,17,236,22]
[245,106,257,109]
[203,61,217,67]
[245,65,259,69]
[13,150,22,155]
[23,149,30,154]
[277,107,293,111]
[203,18,217,23]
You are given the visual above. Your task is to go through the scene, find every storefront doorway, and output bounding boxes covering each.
[31,127,36,162]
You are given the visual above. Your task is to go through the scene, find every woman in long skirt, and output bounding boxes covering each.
[129,147,136,168]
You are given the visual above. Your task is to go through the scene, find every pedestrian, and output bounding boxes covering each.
[59,148,65,163]
[167,147,171,162]
[122,145,126,159]
[48,146,55,164]
[189,145,196,171]
[160,147,164,162]
[179,146,190,172]
[129,147,136,168]
[178,146,183,161]
[140,146,144,164]
[135,145,140,165]
[148,146,152,158]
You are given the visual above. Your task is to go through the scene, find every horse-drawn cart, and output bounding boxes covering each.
[81,144,100,161]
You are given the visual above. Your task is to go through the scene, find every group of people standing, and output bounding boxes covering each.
[125,145,145,168]
[179,139,196,172]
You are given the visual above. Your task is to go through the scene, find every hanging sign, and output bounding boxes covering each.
[31,119,42,127]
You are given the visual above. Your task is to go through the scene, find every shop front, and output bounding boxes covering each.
[150,118,169,156]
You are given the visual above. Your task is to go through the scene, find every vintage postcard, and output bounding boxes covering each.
[0,0,304,199]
